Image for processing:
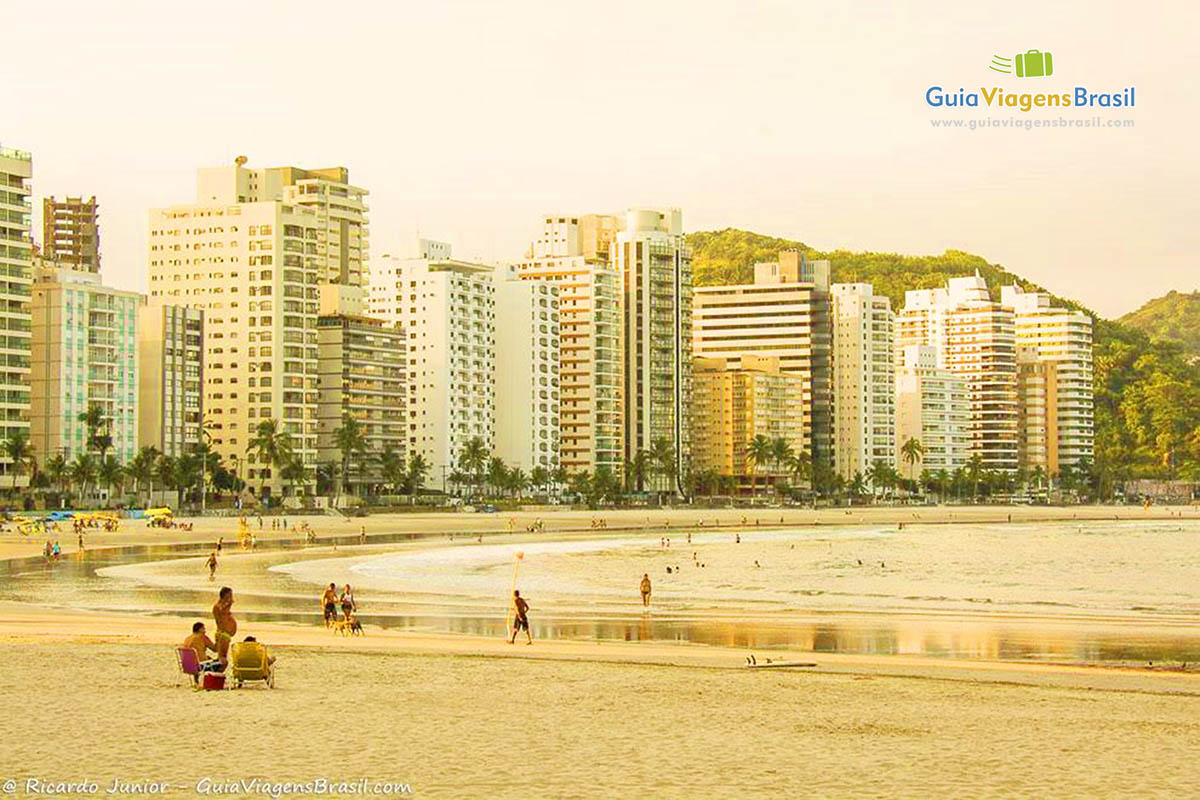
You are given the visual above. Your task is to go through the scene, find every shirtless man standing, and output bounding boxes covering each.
[508,590,532,645]
[212,587,237,667]
[639,573,652,607]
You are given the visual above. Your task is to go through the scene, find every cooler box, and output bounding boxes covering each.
[201,671,226,691]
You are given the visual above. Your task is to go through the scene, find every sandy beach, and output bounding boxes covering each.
[2,506,1200,798]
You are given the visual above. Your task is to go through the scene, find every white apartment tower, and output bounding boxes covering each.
[512,215,622,475]
[495,274,560,474]
[367,241,495,488]
[831,283,894,479]
[0,146,33,486]
[897,274,1018,472]
[895,344,969,476]
[148,164,331,497]
[613,208,692,494]
[1000,285,1094,471]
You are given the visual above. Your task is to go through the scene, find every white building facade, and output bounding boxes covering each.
[831,282,894,479]
[495,274,560,474]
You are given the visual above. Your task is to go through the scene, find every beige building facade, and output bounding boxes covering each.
[137,304,204,458]
[0,146,33,486]
[895,344,969,477]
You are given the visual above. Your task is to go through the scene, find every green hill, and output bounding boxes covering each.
[688,229,1200,490]
[1119,291,1200,358]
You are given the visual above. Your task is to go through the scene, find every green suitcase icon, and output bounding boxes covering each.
[1015,49,1053,78]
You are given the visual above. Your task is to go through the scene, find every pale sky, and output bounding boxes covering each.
[3,0,1195,318]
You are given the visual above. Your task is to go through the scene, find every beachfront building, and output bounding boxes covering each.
[148,166,326,497]
[367,241,495,490]
[137,303,204,458]
[691,355,804,489]
[42,195,100,274]
[31,268,141,467]
[1000,285,1094,471]
[894,344,969,477]
[0,146,33,486]
[316,304,406,494]
[693,251,832,469]
[196,158,369,304]
[614,208,692,494]
[897,275,1018,472]
[830,282,895,480]
[494,274,560,474]
[511,215,622,475]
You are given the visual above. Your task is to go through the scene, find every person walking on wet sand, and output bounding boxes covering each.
[321,583,339,626]
[206,551,218,581]
[640,573,652,607]
[508,590,532,644]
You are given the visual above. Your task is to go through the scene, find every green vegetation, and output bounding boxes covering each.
[689,229,1200,491]
[1119,290,1200,358]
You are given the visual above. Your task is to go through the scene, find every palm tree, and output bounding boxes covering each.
[126,446,158,506]
[78,402,112,460]
[900,438,925,488]
[770,437,794,498]
[280,457,309,499]
[70,453,98,501]
[0,430,33,491]
[550,465,568,499]
[45,453,68,497]
[315,461,337,498]
[486,457,508,499]
[624,451,650,494]
[97,455,124,505]
[380,445,406,494]
[247,418,293,499]
[786,450,812,492]
[965,454,985,501]
[460,437,488,499]
[1030,465,1047,496]
[332,413,368,499]
[747,435,774,502]
[530,466,550,496]
[848,471,867,501]
[507,467,528,499]
[405,453,430,495]
[173,454,202,509]
[648,439,677,497]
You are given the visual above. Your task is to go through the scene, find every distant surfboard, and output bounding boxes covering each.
[745,660,816,669]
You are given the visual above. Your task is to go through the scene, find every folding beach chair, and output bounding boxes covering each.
[176,647,201,687]
[229,641,275,689]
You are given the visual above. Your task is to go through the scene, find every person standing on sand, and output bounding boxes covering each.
[206,551,218,580]
[640,574,652,607]
[508,590,532,644]
[213,587,236,667]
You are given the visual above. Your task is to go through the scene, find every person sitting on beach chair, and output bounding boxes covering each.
[229,636,275,688]
[182,621,222,673]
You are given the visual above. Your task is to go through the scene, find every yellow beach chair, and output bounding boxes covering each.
[229,640,275,689]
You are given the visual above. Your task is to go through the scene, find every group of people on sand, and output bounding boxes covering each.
[320,583,358,626]
[182,586,276,674]
[42,540,61,561]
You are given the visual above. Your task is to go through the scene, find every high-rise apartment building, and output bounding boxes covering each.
[691,355,804,484]
[831,283,894,479]
[42,196,100,273]
[316,311,406,491]
[31,269,141,466]
[137,304,204,458]
[898,275,1018,471]
[0,146,33,485]
[894,344,969,477]
[494,275,560,474]
[1001,285,1093,471]
[693,251,832,466]
[148,166,326,496]
[512,215,622,475]
[367,241,495,488]
[197,159,368,299]
[614,208,692,493]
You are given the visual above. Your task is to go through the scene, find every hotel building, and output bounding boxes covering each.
[614,208,692,493]
[831,282,894,479]
[31,268,141,465]
[495,274,560,474]
[42,196,100,273]
[691,354,805,483]
[148,163,330,496]
[367,241,495,489]
[0,146,33,485]
[512,215,622,475]
[137,304,204,457]
[1001,285,1093,471]
[894,344,969,476]
[897,275,1018,472]
[693,251,832,467]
